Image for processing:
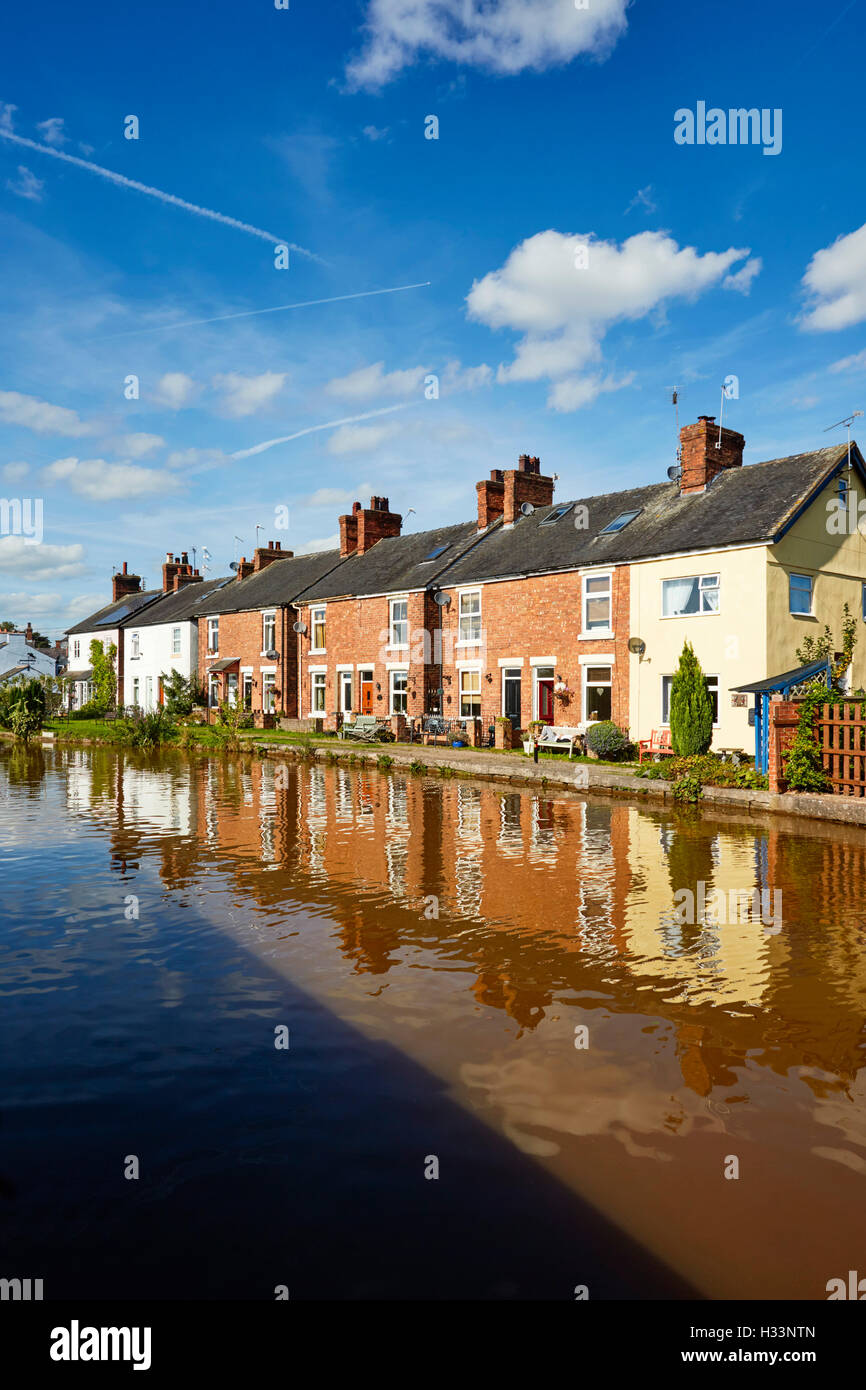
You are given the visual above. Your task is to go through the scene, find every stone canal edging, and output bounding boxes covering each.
[23,729,866,828]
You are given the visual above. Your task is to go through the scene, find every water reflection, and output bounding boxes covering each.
[2,743,866,1299]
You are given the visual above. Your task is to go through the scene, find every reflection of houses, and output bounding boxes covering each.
[61,746,866,1096]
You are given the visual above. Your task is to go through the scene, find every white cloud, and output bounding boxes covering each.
[36,117,66,147]
[345,0,629,90]
[800,223,866,331]
[0,102,15,134]
[301,484,373,508]
[154,372,198,409]
[0,390,92,436]
[165,447,230,470]
[829,349,866,374]
[0,588,104,632]
[0,536,86,580]
[43,456,181,502]
[2,461,29,482]
[362,124,390,141]
[441,360,493,392]
[722,256,762,294]
[295,532,340,554]
[115,432,164,458]
[6,165,44,201]
[213,370,287,418]
[466,229,755,411]
[327,421,402,454]
[326,360,428,401]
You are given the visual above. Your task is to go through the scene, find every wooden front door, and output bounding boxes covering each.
[360,677,374,714]
[538,679,554,723]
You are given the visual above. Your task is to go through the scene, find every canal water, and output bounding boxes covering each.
[1,743,864,1300]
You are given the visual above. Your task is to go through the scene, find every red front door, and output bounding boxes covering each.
[538,680,554,723]
[360,680,373,714]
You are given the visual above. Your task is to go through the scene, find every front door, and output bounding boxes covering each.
[538,679,554,723]
[226,672,238,707]
[503,667,522,723]
[360,671,373,714]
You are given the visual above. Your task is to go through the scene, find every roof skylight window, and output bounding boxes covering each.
[599,509,640,535]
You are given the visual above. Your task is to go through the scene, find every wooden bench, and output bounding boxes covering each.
[339,714,383,742]
[638,728,675,763]
[527,725,584,757]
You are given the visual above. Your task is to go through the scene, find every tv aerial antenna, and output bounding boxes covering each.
[824,411,863,471]
[668,387,682,479]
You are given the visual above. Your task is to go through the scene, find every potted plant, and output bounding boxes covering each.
[523,719,544,755]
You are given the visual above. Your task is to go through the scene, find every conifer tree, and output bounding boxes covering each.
[669,640,713,756]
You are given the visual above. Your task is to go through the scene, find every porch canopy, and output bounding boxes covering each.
[209,657,239,672]
[731,659,831,773]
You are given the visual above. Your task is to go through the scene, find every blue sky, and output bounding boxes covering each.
[2,0,866,636]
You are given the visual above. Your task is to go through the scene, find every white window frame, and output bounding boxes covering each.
[310,669,326,714]
[310,606,326,653]
[241,669,254,709]
[582,664,613,724]
[457,588,482,645]
[390,668,408,714]
[661,672,720,728]
[789,572,813,616]
[130,631,140,659]
[132,676,140,706]
[208,672,220,707]
[73,639,80,660]
[262,610,276,654]
[207,617,219,654]
[171,627,182,656]
[581,570,613,637]
[389,597,409,649]
[661,573,720,618]
[262,671,277,714]
[459,667,481,717]
[338,669,354,713]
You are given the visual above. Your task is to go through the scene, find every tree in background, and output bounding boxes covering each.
[159,670,205,718]
[88,640,117,711]
[669,641,714,756]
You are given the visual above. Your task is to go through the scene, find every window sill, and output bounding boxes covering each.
[578,632,614,641]
[308,648,326,656]
[455,639,482,648]
[790,612,816,620]
[660,612,720,620]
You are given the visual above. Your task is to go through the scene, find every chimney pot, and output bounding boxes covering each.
[679,416,744,494]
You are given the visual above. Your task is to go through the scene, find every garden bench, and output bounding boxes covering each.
[638,728,675,763]
[526,725,584,757]
[339,714,387,742]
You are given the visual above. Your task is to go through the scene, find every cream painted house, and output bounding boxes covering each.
[629,432,866,752]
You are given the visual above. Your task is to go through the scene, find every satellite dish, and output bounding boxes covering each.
[264,649,279,660]
[292,621,307,634]
[520,501,535,516]
[628,637,646,656]
[432,591,451,607]
[229,561,239,572]
[667,465,682,482]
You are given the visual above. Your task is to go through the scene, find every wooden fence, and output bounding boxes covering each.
[817,701,866,797]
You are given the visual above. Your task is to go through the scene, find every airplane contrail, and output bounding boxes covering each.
[0,129,318,259]
[232,404,415,460]
[92,281,433,340]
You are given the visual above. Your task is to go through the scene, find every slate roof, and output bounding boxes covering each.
[430,445,855,587]
[295,521,482,602]
[67,589,162,636]
[120,576,232,628]
[194,549,348,615]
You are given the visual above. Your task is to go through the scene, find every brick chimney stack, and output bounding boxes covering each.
[476,469,505,529]
[162,551,199,593]
[235,556,254,581]
[253,539,293,573]
[503,455,555,525]
[112,562,142,602]
[173,567,203,592]
[339,497,402,556]
[679,416,745,494]
[24,622,33,644]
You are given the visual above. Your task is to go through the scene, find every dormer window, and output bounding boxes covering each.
[599,509,640,535]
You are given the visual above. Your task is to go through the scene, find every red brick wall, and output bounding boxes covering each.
[295,566,632,734]
[197,606,296,715]
[767,698,800,794]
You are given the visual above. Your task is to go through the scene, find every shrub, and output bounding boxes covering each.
[585,720,629,759]
[160,670,206,718]
[784,689,831,792]
[6,681,46,742]
[68,700,108,720]
[119,708,177,748]
[376,753,394,771]
[409,759,425,774]
[669,641,713,756]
